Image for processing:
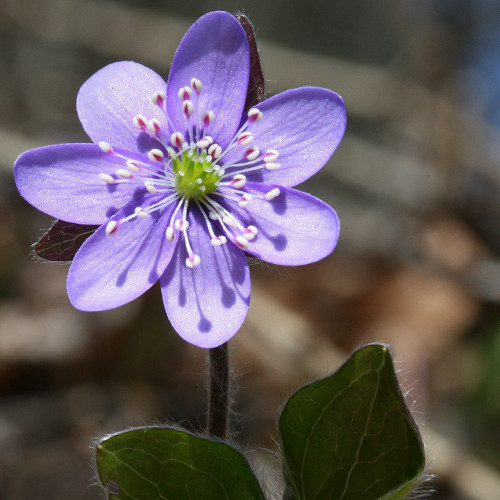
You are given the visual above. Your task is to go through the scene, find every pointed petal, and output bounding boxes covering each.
[223,87,346,187]
[166,12,249,148]
[67,200,177,310]
[14,144,150,224]
[223,183,339,265]
[161,210,250,348]
[77,62,170,154]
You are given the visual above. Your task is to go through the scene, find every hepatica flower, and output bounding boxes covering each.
[14,12,345,348]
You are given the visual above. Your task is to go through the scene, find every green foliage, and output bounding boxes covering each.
[279,344,425,499]
[97,427,266,500]
[96,344,425,499]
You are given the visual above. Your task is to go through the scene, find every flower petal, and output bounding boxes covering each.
[77,62,170,154]
[160,209,250,348]
[223,87,346,187]
[67,200,177,310]
[166,11,249,148]
[224,183,339,265]
[14,144,148,224]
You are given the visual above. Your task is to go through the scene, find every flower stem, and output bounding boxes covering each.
[207,342,230,439]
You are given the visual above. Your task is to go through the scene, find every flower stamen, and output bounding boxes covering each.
[178,86,193,101]
[99,141,114,154]
[105,220,119,236]
[133,114,148,131]
[152,91,166,107]
[99,173,115,184]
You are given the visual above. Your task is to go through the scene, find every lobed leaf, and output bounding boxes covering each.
[96,426,266,500]
[279,344,425,500]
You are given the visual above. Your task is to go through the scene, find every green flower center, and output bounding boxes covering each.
[172,150,221,200]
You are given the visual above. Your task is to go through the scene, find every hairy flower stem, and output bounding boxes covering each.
[207,342,230,439]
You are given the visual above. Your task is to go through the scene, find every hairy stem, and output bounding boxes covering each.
[207,342,230,439]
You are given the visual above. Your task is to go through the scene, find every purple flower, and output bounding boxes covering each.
[14,12,345,348]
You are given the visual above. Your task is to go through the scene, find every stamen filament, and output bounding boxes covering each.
[167,194,184,225]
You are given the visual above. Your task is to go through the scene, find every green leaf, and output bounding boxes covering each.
[279,344,425,500]
[96,427,266,500]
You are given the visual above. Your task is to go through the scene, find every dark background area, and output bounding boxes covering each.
[1,0,500,498]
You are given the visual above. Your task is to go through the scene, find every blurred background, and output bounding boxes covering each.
[1,0,500,498]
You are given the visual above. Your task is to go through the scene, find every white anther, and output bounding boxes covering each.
[185,254,201,268]
[175,219,189,231]
[235,235,249,249]
[208,210,218,221]
[263,149,279,162]
[152,91,165,106]
[264,162,281,171]
[208,144,222,159]
[99,173,115,184]
[144,181,158,194]
[231,174,247,189]
[166,226,175,241]
[196,136,213,149]
[202,110,215,127]
[245,146,260,161]
[238,194,252,208]
[190,78,203,93]
[133,114,148,130]
[223,216,236,228]
[147,119,161,135]
[197,138,210,149]
[178,86,192,101]
[195,178,203,184]
[248,108,263,122]
[171,132,185,149]
[237,131,253,145]
[105,220,119,236]
[98,141,113,154]
[147,148,164,162]
[243,225,258,241]
[116,168,132,178]
[126,159,140,173]
[264,188,280,200]
[134,207,149,219]
[211,235,228,246]
[182,100,194,117]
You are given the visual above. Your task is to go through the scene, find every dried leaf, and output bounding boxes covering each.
[34,219,98,262]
